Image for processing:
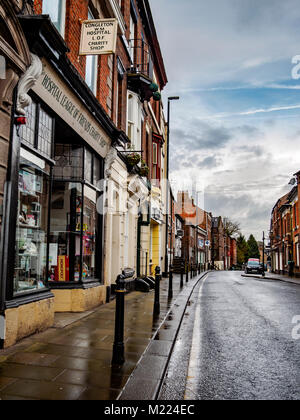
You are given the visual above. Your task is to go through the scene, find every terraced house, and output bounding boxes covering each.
[0,0,168,348]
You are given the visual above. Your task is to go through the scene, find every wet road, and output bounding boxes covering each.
[160,271,300,400]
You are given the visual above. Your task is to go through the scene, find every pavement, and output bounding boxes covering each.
[0,272,207,400]
[242,271,300,286]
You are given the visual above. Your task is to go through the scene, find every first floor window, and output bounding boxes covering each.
[43,0,66,36]
[127,91,142,151]
[85,55,98,94]
[85,9,98,94]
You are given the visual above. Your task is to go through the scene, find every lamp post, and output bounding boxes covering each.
[164,96,180,277]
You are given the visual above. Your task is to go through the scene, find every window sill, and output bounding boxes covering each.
[6,288,54,309]
[49,280,103,290]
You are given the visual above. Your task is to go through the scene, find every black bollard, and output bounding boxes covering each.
[190,264,193,280]
[168,264,173,299]
[154,266,161,315]
[186,263,189,283]
[198,264,201,275]
[180,262,184,288]
[112,274,126,365]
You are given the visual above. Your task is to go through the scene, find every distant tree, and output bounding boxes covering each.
[237,235,249,265]
[224,219,241,238]
[247,235,260,259]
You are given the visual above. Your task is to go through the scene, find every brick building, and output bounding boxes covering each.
[270,171,300,277]
[175,191,211,268]
[212,216,225,270]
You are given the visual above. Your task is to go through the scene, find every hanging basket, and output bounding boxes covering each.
[139,165,149,177]
[127,153,141,167]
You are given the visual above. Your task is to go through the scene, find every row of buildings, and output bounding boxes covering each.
[0,0,171,348]
[172,191,237,273]
[270,171,300,277]
[0,0,237,349]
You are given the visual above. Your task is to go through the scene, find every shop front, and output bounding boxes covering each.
[0,15,123,347]
[30,57,110,313]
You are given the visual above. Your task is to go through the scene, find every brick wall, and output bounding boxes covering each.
[32,0,167,148]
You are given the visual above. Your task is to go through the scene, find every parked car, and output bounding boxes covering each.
[245,259,264,275]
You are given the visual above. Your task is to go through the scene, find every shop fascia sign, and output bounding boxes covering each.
[32,59,110,158]
[79,18,118,56]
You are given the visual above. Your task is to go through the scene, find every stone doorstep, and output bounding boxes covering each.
[118,272,208,401]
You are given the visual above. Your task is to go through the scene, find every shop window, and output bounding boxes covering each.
[14,151,50,295]
[49,182,83,282]
[50,143,103,284]
[19,100,36,149]
[93,156,102,186]
[19,99,54,160]
[85,149,93,184]
[42,0,66,37]
[38,108,53,157]
[54,144,83,180]
[82,186,98,280]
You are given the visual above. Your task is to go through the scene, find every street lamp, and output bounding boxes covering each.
[164,96,180,277]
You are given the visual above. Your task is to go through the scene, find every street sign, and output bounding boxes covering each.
[79,19,118,56]
[205,240,210,247]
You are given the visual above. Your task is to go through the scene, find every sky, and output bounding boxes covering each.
[150,0,300,241]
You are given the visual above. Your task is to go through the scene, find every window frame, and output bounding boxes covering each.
[42,0,66,37]
[85,8,99,95]
[126,90,142,151]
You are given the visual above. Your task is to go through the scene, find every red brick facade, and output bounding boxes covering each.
[270,171,300,277]
[33,0,167,144]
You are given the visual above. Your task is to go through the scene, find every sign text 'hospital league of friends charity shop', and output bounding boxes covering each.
[80,18,118,55]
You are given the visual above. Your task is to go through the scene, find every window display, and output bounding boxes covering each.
[82,186,98,280]
[14,152,50,295]
[49,182,83,282]
[49,183,100,283]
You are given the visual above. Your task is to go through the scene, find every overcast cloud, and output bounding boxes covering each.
[151,0,300,240]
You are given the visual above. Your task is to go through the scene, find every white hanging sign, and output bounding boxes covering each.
[79,18,118,56]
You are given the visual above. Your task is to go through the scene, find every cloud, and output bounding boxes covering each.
[198,156,223,169]
[171,120,233,151]
[203,104,300,120]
